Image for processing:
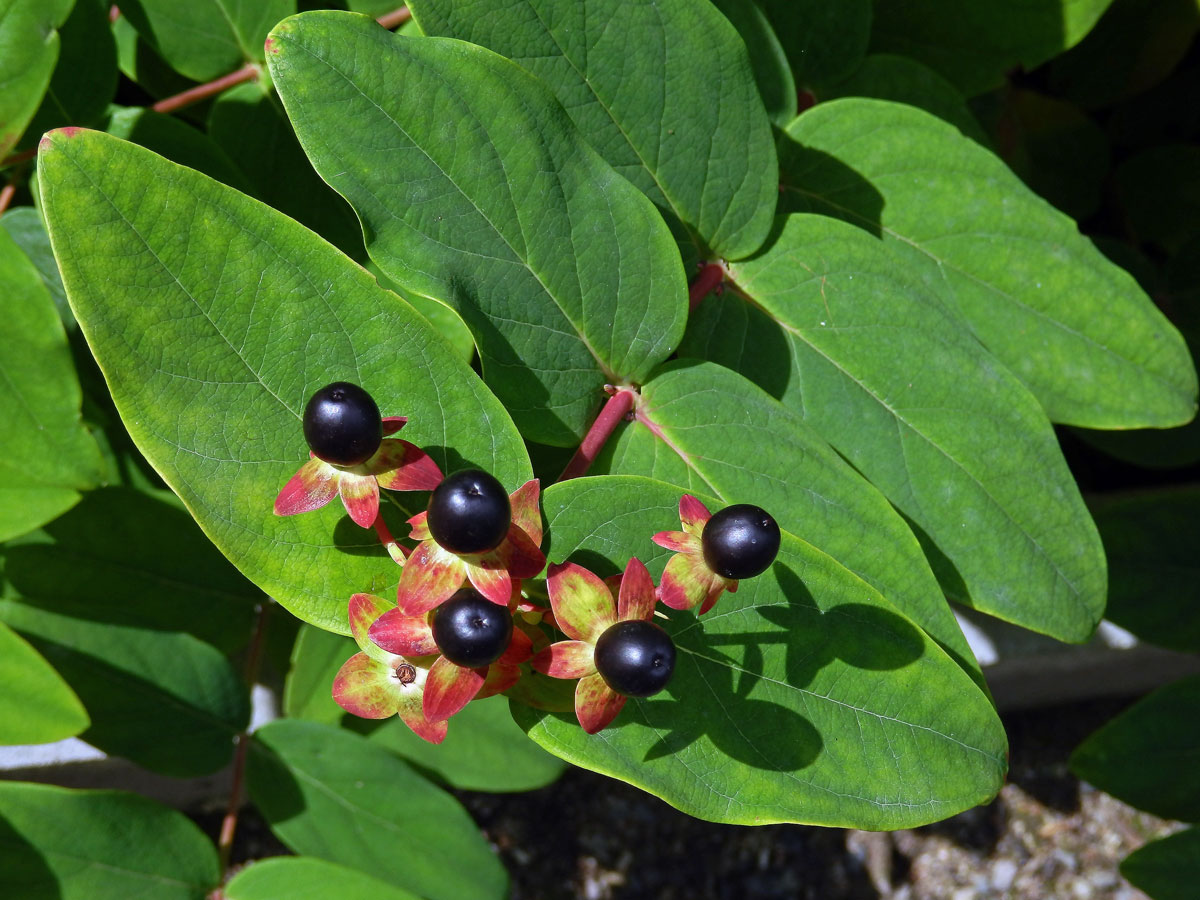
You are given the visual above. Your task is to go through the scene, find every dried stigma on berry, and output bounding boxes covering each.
[302,381,383,466]
[701,503,780,580]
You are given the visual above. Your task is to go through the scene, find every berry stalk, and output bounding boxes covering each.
[558,387,637,481]
[688,262,725,312]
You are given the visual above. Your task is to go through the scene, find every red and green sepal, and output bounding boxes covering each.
[651,494,736,614]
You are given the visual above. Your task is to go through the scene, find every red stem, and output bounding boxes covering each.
[217,603,271,875]
[688,262,725,312]
[377,6,412,30]
[153,64,259,115]
[558,388,636,481]
[1,148,37,170]
[0,181,15,216]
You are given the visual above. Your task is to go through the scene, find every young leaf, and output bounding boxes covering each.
[780,99,1197,429]
[0,228,105,543]
[1121,827,1200,900]
[267,11,687,445]
[532,476,1008,829]
[248,719,508,900]
[410,0,778,261]
[0,621,89,745]
[0,782,219,900]
[1071,675,1200,823]
[0,0,71,157]
[595,359,983,689]
[38,128,530,633]
[690,214,1106,642]
[227,858,422,900]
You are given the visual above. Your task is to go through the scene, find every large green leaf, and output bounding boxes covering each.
[686,215,1105,641]
[0,227,104,543]
[594,359,982,686]
[0,621,88,745]
[1071,675,1200,822]
[524,475,1007,828]
[410,0,778,261]
[227,858,421,900]
[708,0,796,125]
[248,719,508,900]
[105,106,253,193]
[38,128,530,632]
[0,0,72,157]
[0,783,219,900]
[119,0,294,81]
[1121,827,1200,900]
[268,12,687,445]
[869,0,1115,96]
[757,0,872,91]
[780,99,1197,429]
[0,207,69,326]
[1091,487,1200,654]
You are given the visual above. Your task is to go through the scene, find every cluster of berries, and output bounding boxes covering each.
[275,383,780,743]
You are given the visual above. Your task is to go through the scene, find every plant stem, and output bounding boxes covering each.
[217,602,271,876]
[0,148,37,170]
[377,7,412,30]
[152,65,259,115]
[688,262,725,312]
[558,387,637,481]
[0,179,15,216]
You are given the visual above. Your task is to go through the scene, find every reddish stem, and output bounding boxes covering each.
[1,148,37,169]
[558,388,636,481]
[152,64,259,115]
[0,181,15,217]
[377,6,412,30]
[217,603,271,875]
[797,89,817,113]
[688,262,725,312]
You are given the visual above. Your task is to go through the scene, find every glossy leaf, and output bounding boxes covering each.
[1121,827,1200,900]
[708,0,796,124]
[868,0,1115,96]
[1071,675,1200,822]
[359,693,567,792]
[268,11,687,445]
[0,0,72,157]
[780,99,1198,429]
[366,260,476,364]
[0,207,69,326]
[0,621,88,745]
[284,624,354,725]
[529,476,1008,828]
[248,719,508,900]
[0,783,219,900]
[38,128,530,633]
[596,359,982,686]
[119,0,294,81]
[106,106,253,193]
[1091,487,1200,654]
[757,0,871,91]
[410,0,778,261]
[0,228,104,543]
[226,858,421,900]
[688,215,1105,641]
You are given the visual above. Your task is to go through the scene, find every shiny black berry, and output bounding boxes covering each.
[701,503,780,580]
[302,382,383,466]
[427,469,511,554]
[594,620,676,698]
[432,589,514,668]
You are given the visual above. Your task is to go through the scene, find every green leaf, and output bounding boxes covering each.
[0,0,72,157]
[690,214,1105,641]
[111,13,195,102]
[207,81,365,259]
[757,0,872,91]
[360,694,567,792]
[268,12,686,445]
[1121,827,1200,900]
[365,260,476,364]
[410,0,779,260]
[1071,674,1200,822]
[869,0,1116,97]
[1091,488,1200,655]
[105,106,253,193]
[22,0,118,144]
[527,475,1007,829]
[0,227,104,543]
[0,207,70,326]
[0,621,88,745]
[1116,144,1200,255]
[38,128,530,632]
[227,858,422,900]
[284,623,352,725]
[824,54,989,144]
[248,719,508,900]
[594,359,982,687]
[1,486,260,653]
[780,99,1198,429]
[0,782,219,900]
[119,0,295,81]
[702,0,796,125]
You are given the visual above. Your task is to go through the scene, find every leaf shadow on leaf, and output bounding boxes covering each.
[774,130,885,239]
[246,736,308,826]
[0,816,58,899]
[678,299,795,400]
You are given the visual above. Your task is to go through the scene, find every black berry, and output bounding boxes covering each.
[701,504,780,580]
[594,620,676,698]
[432,589,514,668]
[427,469,511,554]
[302,382,383,466]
